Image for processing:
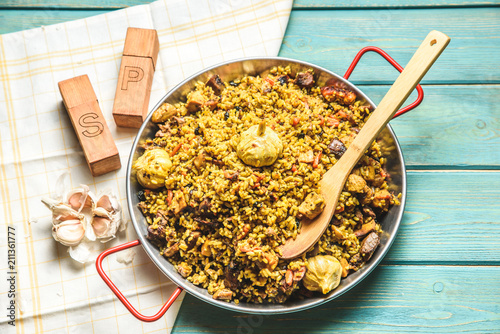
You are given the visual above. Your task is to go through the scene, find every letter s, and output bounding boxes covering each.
[78,113,104,138]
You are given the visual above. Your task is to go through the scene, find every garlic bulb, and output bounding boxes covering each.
[52,220,86,247]
[41,186,125,263]
[237,120,283,167]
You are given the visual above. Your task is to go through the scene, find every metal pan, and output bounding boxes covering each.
[97,48,422,320]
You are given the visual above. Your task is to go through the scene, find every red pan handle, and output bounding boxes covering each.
[344,46,424,118]
[96,239,183,322]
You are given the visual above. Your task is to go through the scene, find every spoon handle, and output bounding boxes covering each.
[327,31,450,180]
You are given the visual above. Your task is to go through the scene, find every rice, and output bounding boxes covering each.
[135,66,399,304]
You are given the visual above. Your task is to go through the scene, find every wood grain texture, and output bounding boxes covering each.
[280,8,500,84]
[1,0,498,9]
[362,85,500,168]
[172,266,500,333]
[386,171,500,263]
[1,8,498,85]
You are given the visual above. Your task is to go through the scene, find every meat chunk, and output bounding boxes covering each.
[152,103,178,123]
[328,138,346,159]
[171,191,187,215]
[184,231,201,250]
[186,91,206,113]
[354,219,376,238]
[340,258,350,278]
[177,262,192,278]
[360,166,376,181]
[372,189,392,210]
[346,174,367,193]
[213,288,233,300]
[298,192,326,220]
[298,150,314,163]
[163,243,179,257]
[193,152,206,171]
[257,251,279,271]
[205,74,224,95]
[360,232,380,261]
[224,261,240,290]
[320,86,357,105]
[198,197,212,216]
[295,72,315,88]
[277,75,289,85]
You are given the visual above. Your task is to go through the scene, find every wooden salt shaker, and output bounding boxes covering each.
[58,75,121,176]
[112,27,160,128]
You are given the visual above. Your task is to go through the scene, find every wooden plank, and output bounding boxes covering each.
[1,0,498,9]
[279,8,500,84]
[1,8,498,85]
[386,171,500,263]
[172,266,500,333]
[293,0,500,8]
[361,85,500,168]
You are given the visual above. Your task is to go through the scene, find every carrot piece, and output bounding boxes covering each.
[170,143,182,156]
[313,152,322,168]
[292,117,300,126]
[291,165,297,172]
[327,116,340,127]
[318,115,325,126]
[166,190,173,206]
[265,78,275,86]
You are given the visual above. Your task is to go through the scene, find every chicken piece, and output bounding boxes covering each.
[193,152,206,171]
[212,288,233,300]
[186,91,206,113]
[354,219,376,238]
[346,174,367,193]
[177,262,192,278]
[170,191,187,215]
[295,72,315,88]
[257,251,279,271]
[298,192,326,220]
[298,150,314,163]
[360,166,376,182]
[320,86,357,105]
[201,241,211,257]
[163,243,179,257]
[372,189,392,210]
[205,74,224,95]
[152,103,178,123]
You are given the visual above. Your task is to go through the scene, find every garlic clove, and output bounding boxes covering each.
[96,195,114,212]
[52,220,85,247]
[66,185,95,212]
[41,197,82,222]
[92,216,111,238]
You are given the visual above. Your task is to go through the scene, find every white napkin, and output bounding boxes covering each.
[0,0,292,332]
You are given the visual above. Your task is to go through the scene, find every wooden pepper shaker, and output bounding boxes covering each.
[112,27,160,128]
[58,75,121,176]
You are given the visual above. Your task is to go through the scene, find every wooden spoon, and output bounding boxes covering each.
[280,30,450,259]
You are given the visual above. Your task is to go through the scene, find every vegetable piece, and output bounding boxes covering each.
[326,116,340,128]
[312,152,322,168]
[152,103,178,123]
[237,120,283,167]
[133,149,172,189]
[298,191,326,220]
[205,74,224,95]
[339,258,350,278]
[303,255,342,294]
[193,152,206,171]
[292,117,300,126]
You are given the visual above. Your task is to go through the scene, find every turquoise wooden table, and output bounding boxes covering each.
[2,1,499,332]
